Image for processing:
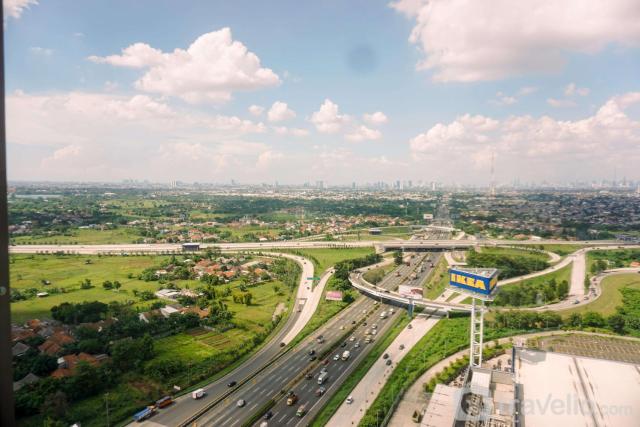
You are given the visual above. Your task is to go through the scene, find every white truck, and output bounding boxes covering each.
[380,311,387,319]
[191,388,205,399]
[317,371,329,384]
[341,350,351,360]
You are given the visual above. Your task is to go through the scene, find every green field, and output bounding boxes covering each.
[284,247,375,273]
[12,227,144,245]
[500,263,572,289]
[9,254,288,325]
[479,246,550,262]
[562,274,640,316]
[10,254,170,322]
[514,244,586,256]
[423,256,449,300]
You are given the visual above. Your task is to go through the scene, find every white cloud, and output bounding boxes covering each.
[564,83,590,97]
[345,125,382,142]
[267,101,296,122]
[491,92,517,106]
[256,150,285,168]
[4,0,37,20]
[547,98,577,108]
[7,91,274,181]
[517,87,538,96]
[363,111,388,125]
[391,0,640,82]
[249,105,265,116]
[310,99,349,133]
[272,126,309,137]
[88,28,280,103]
[29,47,53,56]
[409,93,640,180]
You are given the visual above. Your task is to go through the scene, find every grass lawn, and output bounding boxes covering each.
[479,246,550,262]
[500,263,572,289]
[561,274,640,317]
[423,256,449,300]
[12,227,144,245]
[514,244,587,256]
[10,254,171,323]
[283,247,375,273]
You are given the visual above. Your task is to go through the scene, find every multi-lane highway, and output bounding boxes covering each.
[7,238,629,256]
[181,253,435,427]
[134,254,315,427]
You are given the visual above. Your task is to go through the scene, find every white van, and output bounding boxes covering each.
[192,388,205,399]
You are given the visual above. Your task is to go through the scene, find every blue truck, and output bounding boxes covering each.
[132,406,156,422]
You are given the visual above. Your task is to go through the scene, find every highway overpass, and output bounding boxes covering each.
[8,239,630,255]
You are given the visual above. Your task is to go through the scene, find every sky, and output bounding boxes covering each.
[4,0,640,185]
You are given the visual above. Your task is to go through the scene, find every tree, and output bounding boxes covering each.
[242,292,253,305]
[607,314,626,334]
[113,280,122,290]
[393,251,403,266]
[102,280,113,290]
[41,391,68,421]
[272,284,281,294]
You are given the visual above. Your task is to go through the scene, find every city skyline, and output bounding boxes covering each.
[5,0,640,184]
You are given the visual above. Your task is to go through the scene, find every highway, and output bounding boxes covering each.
[182,253,435,427]
[253,254,440,427]
[7,238,631,256]
[135,254,315,427]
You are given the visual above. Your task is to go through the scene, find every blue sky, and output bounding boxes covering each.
[5,0,640,185]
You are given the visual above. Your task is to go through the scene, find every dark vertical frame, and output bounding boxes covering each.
[0,4,15,425]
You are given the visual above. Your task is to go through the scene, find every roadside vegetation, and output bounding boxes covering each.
[12,253,300,427]
[422,256,449,300]
[588,249,640,274]
[493,265,571,307]
[466,247,549,279]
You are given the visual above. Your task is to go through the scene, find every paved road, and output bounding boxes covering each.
[326,315,440,427]
[134,254,315,427]
[246,254,438,427]
[8,239,630,256]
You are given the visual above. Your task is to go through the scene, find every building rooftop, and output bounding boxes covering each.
[515,348,640,427]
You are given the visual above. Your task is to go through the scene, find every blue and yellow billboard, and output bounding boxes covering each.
[449,268,499,296]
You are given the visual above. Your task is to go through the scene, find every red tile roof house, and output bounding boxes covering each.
[38,331,75,356]
[50,353,105,378]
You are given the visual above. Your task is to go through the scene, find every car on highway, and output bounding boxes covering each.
[385,359,392,366]
[264,411,273,420]
[280,342,286,347]
[286,391,298,406]
[341,342,347,348]
[316,335,325,343]
[349,336,356,342]
[365,336,372,343]
[372,323,377,329]
[354,341,360,348]
[383,353,389,359]
[408,324,413,329]
[309,355,317,361]
[237,399,246,407]
[346,396,354,404]
[352,320,356,324]
[227,381,237,387]
[296,404,307,417]
[308,349,316,356]
[306,373,313,379]
[333,354,340,361]
[399,344,405,350]
[340,325,345,330]
[316,386,326,396]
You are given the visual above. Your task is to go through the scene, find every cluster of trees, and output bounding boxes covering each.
[232,292,253,305]
[493,278,569,307]
[466,249,549,279]
[51,301,109,324]
[590,249,640,272]
[333,253,382,283]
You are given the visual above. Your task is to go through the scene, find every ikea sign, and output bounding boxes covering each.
[449,268,498,296]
